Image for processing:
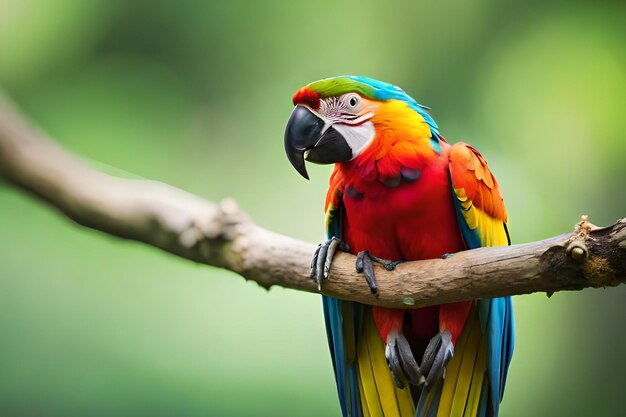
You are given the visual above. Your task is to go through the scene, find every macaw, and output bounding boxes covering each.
[283,76,514,417]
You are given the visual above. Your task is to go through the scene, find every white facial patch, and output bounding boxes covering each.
[333,121,376,159]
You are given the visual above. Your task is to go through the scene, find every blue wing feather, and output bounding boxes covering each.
[323,193,362,417]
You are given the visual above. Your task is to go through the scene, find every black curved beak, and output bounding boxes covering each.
[284,106,352,179]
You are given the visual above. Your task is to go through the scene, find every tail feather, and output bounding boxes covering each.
[350,367,363,417]
[449,313,482,417]
[357,365,372,417]
[463,337,486,417]
[357,328,382,417]
[414,377,443,417]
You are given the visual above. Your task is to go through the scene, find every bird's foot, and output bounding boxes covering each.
[310,237,350,290]
[385,331,424,389]
[419,330,454,389]
[355,251,404,294]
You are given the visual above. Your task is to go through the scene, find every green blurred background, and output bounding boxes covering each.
[0,1,624,416]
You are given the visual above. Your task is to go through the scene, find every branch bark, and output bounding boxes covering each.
[1,92,625,308]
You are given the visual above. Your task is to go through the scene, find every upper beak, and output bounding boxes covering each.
[284,105,352,179]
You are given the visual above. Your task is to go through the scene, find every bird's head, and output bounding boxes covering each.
[284,76,438,179]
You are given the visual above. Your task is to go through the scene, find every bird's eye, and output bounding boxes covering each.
[346,94,360,109]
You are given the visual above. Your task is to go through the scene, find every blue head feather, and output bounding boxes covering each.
[346,76,439,134]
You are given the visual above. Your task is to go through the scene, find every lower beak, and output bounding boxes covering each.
[284,106,352,179]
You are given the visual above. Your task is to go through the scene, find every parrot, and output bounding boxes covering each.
[283,76,514,417]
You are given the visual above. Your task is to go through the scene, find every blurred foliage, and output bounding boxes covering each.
[0,1,624,416]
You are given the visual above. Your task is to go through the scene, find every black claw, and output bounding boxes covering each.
[441,253,454,259]
[420,330,454,389]
[395,332,422,386]
[315,242,330,288]
[355,251,404,294]
[385,332,424,389]
[310,237,348,289]
[310,244,321,279]
[385,340,405,389]
[323,238,341,280]
[356,251,378,294]
[355,251,364,272]
[420,333,441,377]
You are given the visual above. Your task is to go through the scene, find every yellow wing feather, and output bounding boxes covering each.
[357,322,383,417]
[454,187,509,247]
[449,310,482,417]
[357,369,372,417]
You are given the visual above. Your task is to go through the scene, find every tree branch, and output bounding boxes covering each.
[1,92,624,308]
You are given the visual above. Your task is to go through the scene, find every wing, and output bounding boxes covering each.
[443,142,515,417]
[322,167,413,417]
[322,167,361,417]
[449,142,509,247]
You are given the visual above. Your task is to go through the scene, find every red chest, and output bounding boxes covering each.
[340,154,465,261]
